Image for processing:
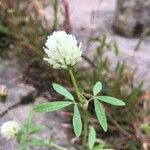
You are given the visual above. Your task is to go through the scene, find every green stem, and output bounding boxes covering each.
[33,135,68,150]
[82,109,88,145]
[50,143,68,150]
[68,68,83,103]
[52,0,58,31]
[68,68,88,146]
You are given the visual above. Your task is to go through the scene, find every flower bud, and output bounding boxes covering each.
[0,85,8,103]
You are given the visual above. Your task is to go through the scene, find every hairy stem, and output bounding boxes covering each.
[68,68,83,103]
[68,68,88,146]
[82,109,88,145]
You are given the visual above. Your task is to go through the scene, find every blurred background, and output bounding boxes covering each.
[0,0,150,150]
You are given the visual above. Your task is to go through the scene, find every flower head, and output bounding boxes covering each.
[44,31,82,69]
[0,121,20,140]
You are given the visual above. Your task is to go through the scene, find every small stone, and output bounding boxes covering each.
[0,58,37,116]
[114,0,150,37]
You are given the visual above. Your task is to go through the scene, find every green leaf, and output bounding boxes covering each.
[88,126,96,149]
[113,41,120,56]
[23,112,33,131]
[94,99,107,132]
[96,96,125,106]
[93,81,102,95]
[33,101,73,112]
[18,133,28,145]
[73,104,82,137]
[140,124,150,135]
[99,33,107,51]
[92,143,105,150]
[52,83,74,101]
[127,81,143,112]
[30,139,46,147]
[29,125,45,134]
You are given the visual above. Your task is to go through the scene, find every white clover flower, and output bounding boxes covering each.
[0,121,20,140]
[44,31,82,69]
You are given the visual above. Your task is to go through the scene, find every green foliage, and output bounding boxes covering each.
[127,81,143,112]
[29,139,47,147]
[33,101,73,112]
[88,126,96,149]
[30,139,47,147]
[29,125,45,134]
[52,83,74,101]
[140,124,150,135]
[92,82,125,132]
[0,7,12,57]
[93,81,102,96]
[51,0,59,31]
[17,112,68,150]
[79,34,143,113]
[92,144,105,150]
[33,78,125,149]
[73,104,82,137]
[0,0,63,60]
[23,112,33,130]
[96,96,125,106]
[94,99,107,132]
[17,112,47,150]
[76,34,144,149]
[112,41,120,56]
[97,33,107,53]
